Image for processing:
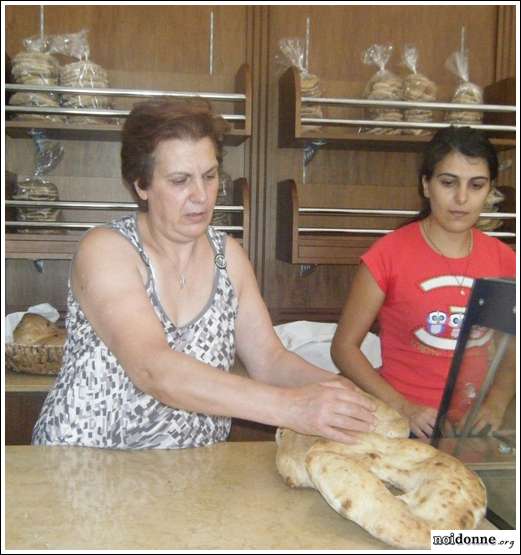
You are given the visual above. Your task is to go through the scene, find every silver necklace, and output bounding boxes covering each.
[422,220,473,296]
[169,255,191,290]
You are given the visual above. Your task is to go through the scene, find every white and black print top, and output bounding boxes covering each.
[32,214,238,449]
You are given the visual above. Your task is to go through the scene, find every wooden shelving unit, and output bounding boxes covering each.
[277,70,516,265]
[5,178,250,260]
[278,67,516,152]
[5,63,252,259]
[6,64,252,146]
[277,180,516,266]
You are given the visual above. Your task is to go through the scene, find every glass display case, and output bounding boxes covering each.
[431,277,516,529]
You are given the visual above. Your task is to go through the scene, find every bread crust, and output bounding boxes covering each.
[13,313,66,346]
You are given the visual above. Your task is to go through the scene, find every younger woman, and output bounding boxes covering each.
[331,127,516,438]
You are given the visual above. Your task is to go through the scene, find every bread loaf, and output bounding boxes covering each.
[275,392,486,549]
[275,390,409,489]
[13,313,66,346]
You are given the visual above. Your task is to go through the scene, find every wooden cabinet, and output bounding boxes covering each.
[254,5,517,322]
[5,65,252,314]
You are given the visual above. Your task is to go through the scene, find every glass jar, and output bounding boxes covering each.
[13,177,60,233]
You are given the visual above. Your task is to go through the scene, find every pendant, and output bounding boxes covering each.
[460,289,465,296]
[179,275,186,289]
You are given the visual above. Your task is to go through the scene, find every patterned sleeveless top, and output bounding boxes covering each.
[32,214,238,449]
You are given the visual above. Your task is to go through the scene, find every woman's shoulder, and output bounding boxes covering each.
[473,227,510,247]
[75,221,138,266]
[473,228,516,265]
[369,221,421,251]
[79,224,130,249]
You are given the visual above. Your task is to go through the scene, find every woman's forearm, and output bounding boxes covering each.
[122,338,379,444]
[483,339,516,408]
[131,347,290,427]
[252,347,339,387]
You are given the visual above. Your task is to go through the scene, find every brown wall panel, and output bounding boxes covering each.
[6,5,247,80]
[270,5,497,94]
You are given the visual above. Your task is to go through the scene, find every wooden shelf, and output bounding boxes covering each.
[5,232,82,260]
[276,180,417,265]
[5,178,251,259]
[276,180,516,266]
[278,67,516,152]
[6,65,252,146]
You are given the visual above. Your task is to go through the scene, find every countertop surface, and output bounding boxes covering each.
[6,442,496,550]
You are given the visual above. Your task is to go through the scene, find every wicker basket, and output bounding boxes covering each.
[5,342,64,375]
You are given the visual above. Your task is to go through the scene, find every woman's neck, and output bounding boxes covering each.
[420,217,473,259]
[138,212,199,268]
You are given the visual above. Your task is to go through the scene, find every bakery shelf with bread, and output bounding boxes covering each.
[279,67,516,151]
[5,178,251,260]
[277,180,516,266]
[6,64,252,146]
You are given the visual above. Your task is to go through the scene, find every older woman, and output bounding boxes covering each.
[32,100,375,449]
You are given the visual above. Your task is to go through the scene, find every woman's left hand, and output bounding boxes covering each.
[458,399,507,436]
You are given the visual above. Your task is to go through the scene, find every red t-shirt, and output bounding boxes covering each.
[361,221,516,410]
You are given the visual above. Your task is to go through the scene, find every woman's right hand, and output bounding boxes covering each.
[284,377,377,444]
[400,401,438,439]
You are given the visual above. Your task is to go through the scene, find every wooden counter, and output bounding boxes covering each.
[4,442,496,550]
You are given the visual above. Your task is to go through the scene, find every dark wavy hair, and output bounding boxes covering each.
[413,126,498,221]
[121,100,229,209]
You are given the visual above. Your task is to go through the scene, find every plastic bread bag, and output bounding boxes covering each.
[13,131,63,231]
[277,37,324,126]
[361,43,403,133]
[9,34,63,122]
[401,45,437,135]
[49,29,112,120]
[475,187,505,231]
[445,42,483,125]
[361,43,403,135]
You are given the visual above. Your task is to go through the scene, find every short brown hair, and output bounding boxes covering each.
[121,100,229,206]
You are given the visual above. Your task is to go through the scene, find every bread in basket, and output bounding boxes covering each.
[6,313,66,375]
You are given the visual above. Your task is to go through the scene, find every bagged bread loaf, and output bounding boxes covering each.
[361,44,403,135]
[13,131,63,233]
[9,48,64,123]
[401,45,437,135]
[445,37,483,125]
[475,187,505,231]
[277,38,325,131]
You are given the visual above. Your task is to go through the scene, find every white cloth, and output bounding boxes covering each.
[274,320,381,373]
